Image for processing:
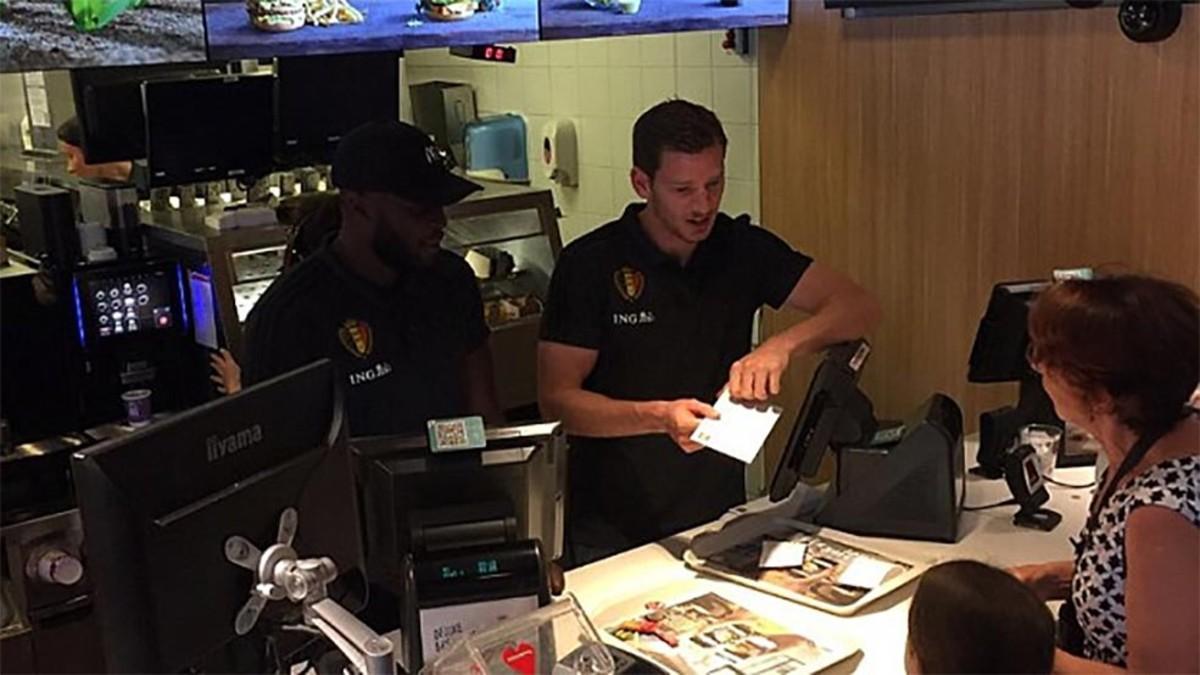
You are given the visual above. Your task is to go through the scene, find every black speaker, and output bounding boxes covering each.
[14,185,79,269]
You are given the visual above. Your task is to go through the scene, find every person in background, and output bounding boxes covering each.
[538,99,881,565]
[906,560,1055,674]
[1009,274,1198,673]
[56,117,132,182]
[209,192,343,395]
[242,120,502,436]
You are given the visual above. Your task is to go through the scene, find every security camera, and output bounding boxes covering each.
[1117,1,1184,43]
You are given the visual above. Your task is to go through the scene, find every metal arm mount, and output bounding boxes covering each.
[225,508,396,675]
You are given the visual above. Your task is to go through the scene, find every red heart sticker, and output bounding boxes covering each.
[501,642,536,675]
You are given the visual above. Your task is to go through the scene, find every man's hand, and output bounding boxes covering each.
[727,339,791,401]
[660,399,719,453]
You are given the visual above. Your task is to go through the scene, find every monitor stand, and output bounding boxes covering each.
[691,392,964,558]
[689,481,826,560]
[225,507,397,675]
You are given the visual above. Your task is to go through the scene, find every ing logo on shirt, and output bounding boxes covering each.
[613,266,645,302]
[338,319,374,359]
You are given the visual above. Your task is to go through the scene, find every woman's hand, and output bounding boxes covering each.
[209,349,242,396]
[1009,561,1074,602]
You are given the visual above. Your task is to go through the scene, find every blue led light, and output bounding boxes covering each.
[175,264,190,332]
[71,277,87,348]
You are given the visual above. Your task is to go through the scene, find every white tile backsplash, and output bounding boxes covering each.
[406,30,758,241]
[608,67,643,118]
[640,67,676,111]
[577,38,609,67]
[550,67,580,116]
[608,36,642,67]
[522,68,553,115]
[639,34,676,67]
[676,67,713,109]
[713,67,753,124]
[580,166,615,213]
[495,67,524,113]
[579,116,613,169]
[520,42,549,67]
[578,67,612,119]
[549,41,580,67]
[676,31,713,67]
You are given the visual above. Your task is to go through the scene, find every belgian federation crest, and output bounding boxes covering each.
[613,266,645,302]
[338,319,373,359]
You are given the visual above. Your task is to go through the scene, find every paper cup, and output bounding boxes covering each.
[122,389,152,427]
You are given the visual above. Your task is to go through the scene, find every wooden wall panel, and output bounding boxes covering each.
[756,3,1199,471]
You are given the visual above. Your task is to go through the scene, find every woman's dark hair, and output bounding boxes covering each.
[908,560,1054,674]
[1027,274,1199,437]
[277,192,341,268]
[632,99,727,178]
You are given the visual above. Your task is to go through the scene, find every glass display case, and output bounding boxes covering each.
[443,184,562,415]
[142,215,290,357]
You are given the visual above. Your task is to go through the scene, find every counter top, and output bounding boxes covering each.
[564,442,1095,673]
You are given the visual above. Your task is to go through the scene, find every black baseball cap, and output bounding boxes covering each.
[332,120,482,206]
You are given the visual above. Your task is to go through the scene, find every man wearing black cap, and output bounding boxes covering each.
[243,120,502,436]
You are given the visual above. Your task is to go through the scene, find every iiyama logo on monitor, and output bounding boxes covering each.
[206,424,264,462]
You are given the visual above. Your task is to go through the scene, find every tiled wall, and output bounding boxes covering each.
[404,30,760,244]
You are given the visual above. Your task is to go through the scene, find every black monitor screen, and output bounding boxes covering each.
[275,52,401,167]
[967,280,1049,384]
[768,341,876,502]
[69,64,225,164]
[72,360,363,672]
[143,74,275,187]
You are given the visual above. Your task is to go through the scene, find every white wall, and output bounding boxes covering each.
[405,30,760,245]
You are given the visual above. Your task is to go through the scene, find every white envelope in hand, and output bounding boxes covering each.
[690,390,782,464]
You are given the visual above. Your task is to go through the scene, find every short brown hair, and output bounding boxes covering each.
[632,99,727,178]
[1028,274,1199,437]
[908,560,1054,674]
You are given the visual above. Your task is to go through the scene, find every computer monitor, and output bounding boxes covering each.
[966,280,1061,477]
[967,280,1050,383]
[767,340,878,503]
[143,73,276,187]
[275,52,401,168]
[69,64,226,164]
[71,359,365,673]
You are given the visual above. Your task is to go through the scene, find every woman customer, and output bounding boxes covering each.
[1010,274,1199,673]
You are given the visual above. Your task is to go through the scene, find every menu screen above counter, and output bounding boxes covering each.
[0,0,207,73]
[203,0,538,61]
[539,0,788,41]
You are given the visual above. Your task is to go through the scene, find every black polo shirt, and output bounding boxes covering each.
[243,246,488,437]
[541,203,812,551]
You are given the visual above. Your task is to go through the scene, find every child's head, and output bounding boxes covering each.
[906,560,1054,674]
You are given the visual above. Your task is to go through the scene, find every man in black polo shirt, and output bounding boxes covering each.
[538,100,882,565]
[243,120,502,436]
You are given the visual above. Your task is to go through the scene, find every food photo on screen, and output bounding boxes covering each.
[0,0,206,72]
[204,0,537,61]
[539,0,788,41]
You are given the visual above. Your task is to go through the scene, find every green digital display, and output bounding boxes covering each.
[439,558,501,581]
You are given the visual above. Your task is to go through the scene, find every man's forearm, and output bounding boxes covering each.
[773,290,882,356]
[541,388,667,438]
